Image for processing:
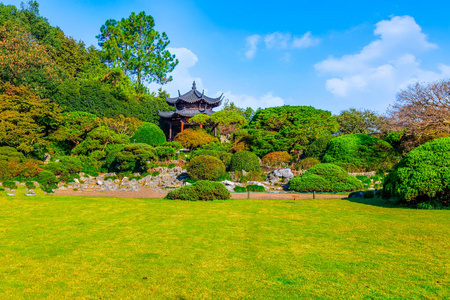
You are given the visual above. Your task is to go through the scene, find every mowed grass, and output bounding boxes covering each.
[0,194,448,299]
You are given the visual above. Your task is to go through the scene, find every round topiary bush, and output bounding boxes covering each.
[174,128,217,150]
[188,155,226,181]
[229,151,260,172]
[383,137,450,207]
[131,122,166,146]
[165,180,230,201]
[246,184,265,192]
[191,150,232,167]
[322,134,397,172]
[261,151,293,166]
[289,163,363,192]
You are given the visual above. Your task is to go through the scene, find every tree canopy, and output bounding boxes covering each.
[97,11,178,91]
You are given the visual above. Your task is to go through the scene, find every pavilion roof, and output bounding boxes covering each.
[158,108,214,119]
[165,81,223,106]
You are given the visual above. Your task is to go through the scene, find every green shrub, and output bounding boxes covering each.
[25,181,35,189]
[199,141,231,152]
[106,143,156,173]
[296,157,320,170]
[44,156,82,182]
[174,128,217,150]
[161,141,183,150]
[246,184,265,192]
[191,150,232,167]
[289,163,363,192]
[261,151,293,166]
[383,137,450,207]
[233,186,246,192]
[165,180,230,201]
[241,170,265,183]
[188,155,226,181]
[131,122,166,146]
[323,134,397,172]
[305,135,334,159]
[2,181,17,190]
[229,151,260,172]
[38,170,58,193]
[154,146,177,161]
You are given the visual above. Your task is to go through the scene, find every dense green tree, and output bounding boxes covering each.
[247,106,339,152]
[97,11,178,91]
[322,134,397,172]
[336,108,385,135]
[222,99,255,122]
[0,83,61,154]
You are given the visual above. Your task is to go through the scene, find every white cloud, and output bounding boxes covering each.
[217,91,285,110]
[245,35,261,59]
[149,47,205,97]
[244,31,320,59]
[315,15,448,104]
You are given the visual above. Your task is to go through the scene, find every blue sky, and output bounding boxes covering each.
[3,0,450,114]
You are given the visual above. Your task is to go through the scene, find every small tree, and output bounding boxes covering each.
[174,129,217,150]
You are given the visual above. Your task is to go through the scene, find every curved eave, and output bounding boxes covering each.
[165,90,223,105]
[159,109,215,119]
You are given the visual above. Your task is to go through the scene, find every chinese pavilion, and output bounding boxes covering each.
[158,81,223,140]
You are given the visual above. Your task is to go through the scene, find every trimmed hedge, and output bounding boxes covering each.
[44,156,82,182]
[383,137,450,207]
[229,151,260,172]
[165,180,230,201]
[106,143,156,173]
[289,163,363,192]
[188,155,226,181]
[38,170,58,193]
[323,134,397,172]
[246,184,265,192]
[154,146,177,161]
[174,128,216,150]
[191,150,232,167]
[233,186,246,192]
[296,157,320,170]
[131,122,166,146]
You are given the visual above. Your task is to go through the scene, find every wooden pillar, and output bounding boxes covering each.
[181,122,184,132]
[169,121,173,141]
[200,124,203,129]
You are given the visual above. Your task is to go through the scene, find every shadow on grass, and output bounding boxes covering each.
[342,197,405,208]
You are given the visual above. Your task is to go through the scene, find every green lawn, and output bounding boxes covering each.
[0,193,448,299]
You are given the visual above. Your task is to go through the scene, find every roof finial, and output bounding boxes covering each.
[192,81,196,90]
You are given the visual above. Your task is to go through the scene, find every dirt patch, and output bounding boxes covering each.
[53,188,348,200]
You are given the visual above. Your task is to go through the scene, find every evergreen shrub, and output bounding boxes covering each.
[3,181,17,190]
[161,141,183,150]
[323,134,397,172]
[188,155,226,181]
[289,163,363,192]
[305,135,334,159]
[131,122,166,146]
[246,184,265,192]
[44,156,82,182]
[38,170,58,193]
[383,137,450,207]
[106,143,156,173]
[229,151,260,172]
[165,180,230,201]
[154,146,177,161]
[174,129,216,150]
[191,150,232,167]
[233,186,246,192]
[261,151,293,166]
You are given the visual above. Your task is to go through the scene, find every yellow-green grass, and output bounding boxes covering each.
[0,192,448,299]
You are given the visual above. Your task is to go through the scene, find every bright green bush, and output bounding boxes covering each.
[25,181,35,190]
[38,170,58,193]
[188,155,226,181]
[165,180,230,201]
[233,186,246,192]
[289,163,363,192]
[161,141,183,150]
[246,184,265,192]
[131,122,166,146]
[229,151,260,172]
[2,181,17,190]
[154,146,177,161]
[383,137,450,207]
[323,134,397,172]
[44,156,82,182]
[305,135,334,159]
[191,150,232,167]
